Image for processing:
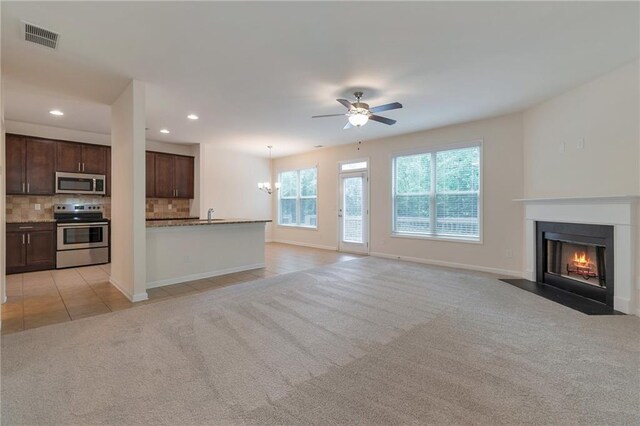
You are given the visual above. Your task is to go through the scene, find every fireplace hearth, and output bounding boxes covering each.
[537,221,614,307]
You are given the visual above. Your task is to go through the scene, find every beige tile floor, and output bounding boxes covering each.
[2,243,363,334]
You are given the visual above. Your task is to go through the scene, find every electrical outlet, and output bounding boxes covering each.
[168,204,173,210]
[505,249,513,258]
[34,203,41,211]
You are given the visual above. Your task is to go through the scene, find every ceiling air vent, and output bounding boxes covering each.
[23,21,59,49]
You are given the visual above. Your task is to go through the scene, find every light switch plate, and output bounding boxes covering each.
[577,138,585,150]
[559,142,565,153]
[34,203,41,211]
[168,204,173,210]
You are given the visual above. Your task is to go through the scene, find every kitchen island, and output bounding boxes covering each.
[146,218,271,288]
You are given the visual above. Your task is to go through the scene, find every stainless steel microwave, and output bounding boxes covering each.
[55,172,106,195]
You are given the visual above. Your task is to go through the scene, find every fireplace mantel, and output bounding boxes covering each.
[519,195,638,315]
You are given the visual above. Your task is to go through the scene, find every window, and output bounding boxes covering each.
[278,167,318,228]
[340,160,367,172]
[392,144,480,240]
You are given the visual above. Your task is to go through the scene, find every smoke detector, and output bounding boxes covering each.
[22,21,59,49]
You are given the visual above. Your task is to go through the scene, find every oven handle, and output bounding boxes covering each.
[57,222,109,228]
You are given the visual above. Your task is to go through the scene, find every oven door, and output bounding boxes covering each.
[57,222,109,251]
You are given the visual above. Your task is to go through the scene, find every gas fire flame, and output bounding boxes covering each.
[572,252,591,267]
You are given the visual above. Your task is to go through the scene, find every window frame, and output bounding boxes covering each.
[277,166,319,230]
[390,140,483,244]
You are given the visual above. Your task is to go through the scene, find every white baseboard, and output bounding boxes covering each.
[613,296,631,315]
[109,277,149,303]
[146,263,266,289]
[109,277,132,301]
[271,239,337,251]
[370,251,522,278]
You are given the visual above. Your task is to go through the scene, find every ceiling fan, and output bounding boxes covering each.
[312,91,402,129]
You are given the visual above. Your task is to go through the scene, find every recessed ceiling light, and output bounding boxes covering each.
[49,109,64,116]
[160,129,170,134]
[314,145,323,148]
[187,114,199,120]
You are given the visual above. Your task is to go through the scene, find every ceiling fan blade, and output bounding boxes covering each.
[343,121,353,130]
[312,113,347,118]
[369,115,397,125]
[369,102,403,113]
[336,99,354,110]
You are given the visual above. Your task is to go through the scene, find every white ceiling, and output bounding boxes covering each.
[2,1,638,157]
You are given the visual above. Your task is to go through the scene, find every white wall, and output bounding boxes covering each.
[272,112,525,276]
[523,60,640,198]
[198,145,272,238]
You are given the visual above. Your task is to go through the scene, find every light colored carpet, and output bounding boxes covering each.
[2,257,639,425]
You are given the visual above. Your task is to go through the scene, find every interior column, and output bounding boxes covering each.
[109,80,148,302]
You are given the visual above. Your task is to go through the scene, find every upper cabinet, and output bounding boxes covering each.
[56,141,107,174]
[6,134,56,195]
[6,134,193,199]
[148,152,194,199]
[146,151,156,198]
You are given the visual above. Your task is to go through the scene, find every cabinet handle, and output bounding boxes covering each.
[27,183,30,193]
[78,162,81,172]
[18,226,34,229]
[22,183,25,193]
[176,189,179,197]
[27,234,31,245]
[22,234,25,245]
[82,163,85,172]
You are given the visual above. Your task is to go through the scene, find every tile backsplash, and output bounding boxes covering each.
[146,198,192,219]
[7,196,193,222]
[6,195,111,222]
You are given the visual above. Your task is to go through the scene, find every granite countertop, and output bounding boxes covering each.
[7,219,57,224]
[146,218,272,228]
[145,217,200,221]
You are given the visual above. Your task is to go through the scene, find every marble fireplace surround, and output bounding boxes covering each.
[518,196,639,315]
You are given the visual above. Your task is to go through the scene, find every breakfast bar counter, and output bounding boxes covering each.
[146,218,271,288]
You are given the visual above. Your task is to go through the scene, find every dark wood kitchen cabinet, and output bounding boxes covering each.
[6,222,56,274]
[56,141,107,174]
[150,152,194,199]
[105,147,112,196]
[153,153,176,198]
[146,151,156,197]
[174,155,194,199]
[6,134,56,195]
[6,134,26,194]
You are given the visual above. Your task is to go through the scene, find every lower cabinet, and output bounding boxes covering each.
[7,222,56,274]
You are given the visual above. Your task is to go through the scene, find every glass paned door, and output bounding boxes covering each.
[339,171,369,253]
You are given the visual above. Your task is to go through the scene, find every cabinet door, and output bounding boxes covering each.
[6,232,27,273]
[146,152,156,198]
[6,134,26,194]
[82,144,107,174]
[26,139,56,194]
[56,141,83,173]
[26,230,56,269]
[174,156,194,199]
[154,153,175,198]
[105,147,111,196]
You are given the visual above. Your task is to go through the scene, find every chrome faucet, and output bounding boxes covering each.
[207,208,215,223]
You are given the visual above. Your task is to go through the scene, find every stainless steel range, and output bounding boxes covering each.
[54,204,109,269]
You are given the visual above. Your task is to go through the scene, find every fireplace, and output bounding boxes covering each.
[536,221,614,307]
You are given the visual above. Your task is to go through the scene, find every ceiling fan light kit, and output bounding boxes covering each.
[313,91,402,129]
